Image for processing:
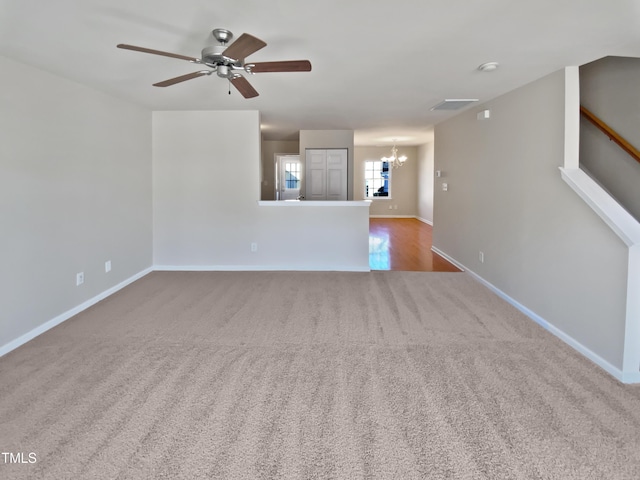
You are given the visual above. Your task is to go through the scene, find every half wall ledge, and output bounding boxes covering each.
[258,200,372,207]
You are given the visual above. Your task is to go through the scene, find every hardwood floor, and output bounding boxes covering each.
[369,218,461,272]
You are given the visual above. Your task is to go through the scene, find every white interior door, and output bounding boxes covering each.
[305,150,327,200]
[326,149,348,200]
[276,155,301,200]
[305,149,348,200]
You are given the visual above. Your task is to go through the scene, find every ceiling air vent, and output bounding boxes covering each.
[430,99,479,111]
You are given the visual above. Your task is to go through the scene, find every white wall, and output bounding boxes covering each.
[255,203,370,271]
[354,146,418,217]
[153,112,370,271]
[580,56,640,221]
[433,69,629,369]
[0,55,152,349]
[417,142,434,224]
[153,111,262,266]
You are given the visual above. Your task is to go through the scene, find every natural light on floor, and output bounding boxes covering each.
[369,231,390,270]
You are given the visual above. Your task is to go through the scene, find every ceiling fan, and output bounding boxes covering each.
[117,28,312,98]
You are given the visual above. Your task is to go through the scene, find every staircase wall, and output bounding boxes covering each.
[580,56,640,221]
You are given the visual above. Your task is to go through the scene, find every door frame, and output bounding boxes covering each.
[274,154,302,201]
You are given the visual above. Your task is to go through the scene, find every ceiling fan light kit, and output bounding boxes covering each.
[117,28,311,98]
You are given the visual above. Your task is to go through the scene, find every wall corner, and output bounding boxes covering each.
[564,66,580,169]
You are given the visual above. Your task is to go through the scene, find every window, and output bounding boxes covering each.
[364,160,390,198]
[284,161,301,189]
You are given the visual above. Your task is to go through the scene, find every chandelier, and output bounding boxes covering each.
[381,141,407,168]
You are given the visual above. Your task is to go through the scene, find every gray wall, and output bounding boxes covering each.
[417,142,435,224]
[0,55,153,348]
[433,69,629,369]
[354,146,418,217]
[261,140,300,200]
[580,56,640,221]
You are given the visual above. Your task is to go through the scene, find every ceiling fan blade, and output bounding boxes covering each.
[153,71,209,87]
[117,44,200,63]
[250,60,312,73]
[231,76,259,98]
[222,33,266,61]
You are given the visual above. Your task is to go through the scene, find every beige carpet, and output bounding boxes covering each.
[2,271,640,479]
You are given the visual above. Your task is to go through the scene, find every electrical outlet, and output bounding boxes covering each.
[105,260,111,273]
[442,183,448,191]
[388,205,393,210]
[393,205,398,210]
[251,242,258,253]
[479,251,484,263]
[76,272,84,286]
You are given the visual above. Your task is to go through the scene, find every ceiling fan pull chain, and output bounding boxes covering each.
[228,79,231,95]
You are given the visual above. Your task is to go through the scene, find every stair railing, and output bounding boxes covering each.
[580,106,640,165]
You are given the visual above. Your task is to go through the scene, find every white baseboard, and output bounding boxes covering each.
[6,256,637,384]
[415,216,433,226]
[431,247,465,271]
[369,215,433,225]
[432,246,639,384]
[154,265,371,272]
[0,267,153,358]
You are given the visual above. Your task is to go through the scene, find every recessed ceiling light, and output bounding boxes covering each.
[478,62,499,72]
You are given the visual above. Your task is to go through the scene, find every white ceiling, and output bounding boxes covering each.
[1,0,639,146]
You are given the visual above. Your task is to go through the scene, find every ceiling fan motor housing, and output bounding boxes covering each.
[201,45,243,78]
